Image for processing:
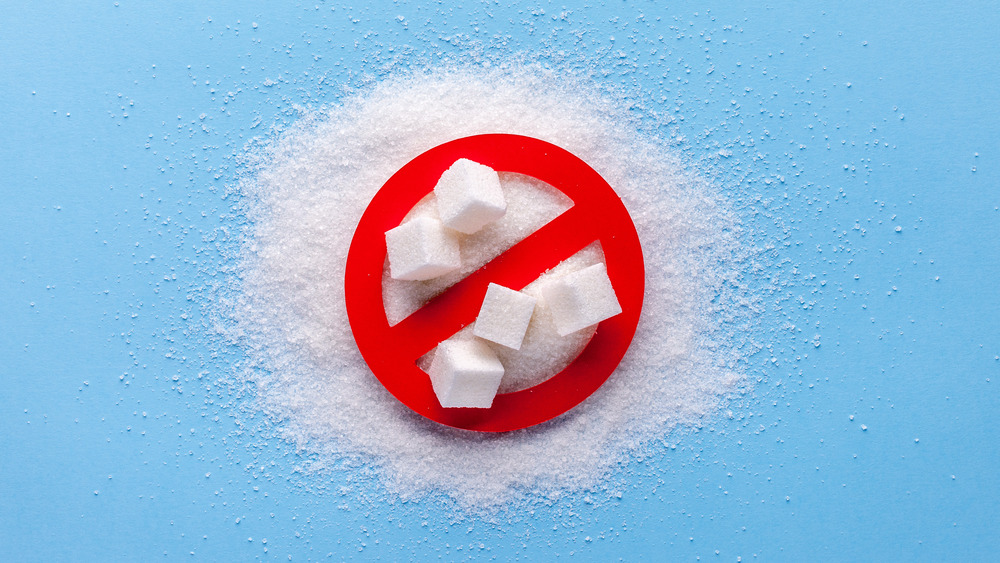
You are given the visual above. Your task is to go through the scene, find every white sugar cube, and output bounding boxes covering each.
[434,158,507,234]
[385,216,461,281]
[542,262,622,336]
[428,339,505,408]
[473,283,537,350]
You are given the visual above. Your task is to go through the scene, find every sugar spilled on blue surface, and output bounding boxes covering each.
[215,63,759,509]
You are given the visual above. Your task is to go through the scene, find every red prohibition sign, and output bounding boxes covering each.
[345,134,644,432]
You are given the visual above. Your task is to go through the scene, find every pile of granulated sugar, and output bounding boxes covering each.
[221,63,750,508]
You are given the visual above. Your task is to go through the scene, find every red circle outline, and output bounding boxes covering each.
[345,134,644,432]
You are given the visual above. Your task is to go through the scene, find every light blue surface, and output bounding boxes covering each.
[2,1,998,560]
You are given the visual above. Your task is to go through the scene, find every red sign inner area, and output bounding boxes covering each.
[345,134,644,432]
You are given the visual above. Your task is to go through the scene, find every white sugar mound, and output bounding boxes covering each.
[220,63,750,509]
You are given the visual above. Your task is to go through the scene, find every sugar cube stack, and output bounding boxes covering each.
[542,262,622,336]
[434,158,507,234]
[385,216,461,281]
[428,339,505,408]
[473,283,537,350]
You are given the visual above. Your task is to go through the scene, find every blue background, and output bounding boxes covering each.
[2,1,997,560]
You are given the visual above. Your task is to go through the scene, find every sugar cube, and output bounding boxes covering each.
[434,158,507,234]
[473,283,537,350]
[541,262,622,336]
[428,339,505,408]
[385,216,461,281]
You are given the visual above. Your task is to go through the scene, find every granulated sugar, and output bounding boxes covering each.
[219,63,752,508]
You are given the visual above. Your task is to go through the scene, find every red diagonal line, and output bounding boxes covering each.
[389,206,598,360]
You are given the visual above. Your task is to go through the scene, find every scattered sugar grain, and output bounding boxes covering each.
[222,63,751,509]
